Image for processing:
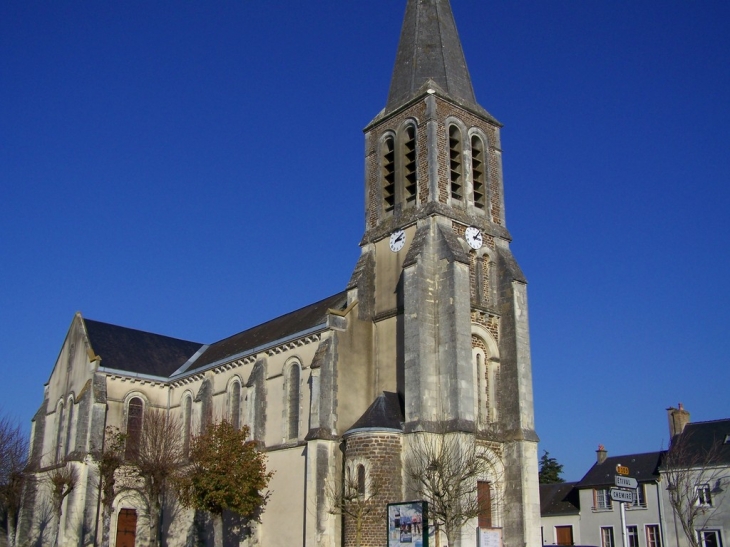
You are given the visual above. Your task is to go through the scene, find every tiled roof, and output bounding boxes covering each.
[540,482,580,517]
[577,451,662,488]
[85,319,203,377]
[185,291,347,371]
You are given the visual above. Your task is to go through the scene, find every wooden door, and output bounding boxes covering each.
[115,508,137,547]
[556,525,574,546]
[477,481,492,528]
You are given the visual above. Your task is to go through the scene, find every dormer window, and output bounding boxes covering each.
[449,125,463,201]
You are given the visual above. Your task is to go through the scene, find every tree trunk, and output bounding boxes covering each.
[213,512,224,547]
[52,505,62,547]
[6,509,16,547]
[356,514,363,547]
[149,501,161,547]
[100,503,113,547]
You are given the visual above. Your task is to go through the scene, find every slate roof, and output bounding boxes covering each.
[85,319,204,377]
[540,482,580,517]
[182,291,348,372]
[386,0,489,117]
[666,419,730,466]
[84,291,348,379]
[577,451,663,488]
[346,392,404,434]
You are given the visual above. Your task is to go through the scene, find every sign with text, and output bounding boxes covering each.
[388,501,429,547]
[479,528,503,547]
[616,465,630,476]
[610,488,635,503]
[615,475,638,489]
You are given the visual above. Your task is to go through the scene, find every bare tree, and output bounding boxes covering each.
[404,432,501,547]
[97,426,126,547]
[663,432,728,547]
[326,466,379,547]
[47,462,78,547]
[0,416,28,547]
[125,409,185,547]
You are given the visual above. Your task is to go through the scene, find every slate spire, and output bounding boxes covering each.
[386,0,477,112]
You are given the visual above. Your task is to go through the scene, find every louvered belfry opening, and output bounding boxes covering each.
[449,125,463,201]
[403,126,417,205]
[382,136,396,214]
[471,135,486,209]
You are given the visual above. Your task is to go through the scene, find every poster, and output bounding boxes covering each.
[387,501,429,547]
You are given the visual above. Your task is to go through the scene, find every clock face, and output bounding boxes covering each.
[389,229,406,252]
[465,226,483,250]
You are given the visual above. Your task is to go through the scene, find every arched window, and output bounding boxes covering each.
[471,135,487,210]
[125,397,144,459]
[475,350,488,426]
[229,381,241,430]
[382,136,396,214]
[403,125,417,206]
[55,401,65,463]
[65,399,74,456]
[287,364,300,440]
[182,394,192,456]
[449,125,463,201]
[357,464,366,497]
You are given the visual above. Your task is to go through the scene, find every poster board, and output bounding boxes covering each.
[478,528,503,547]
[387,501,429,547]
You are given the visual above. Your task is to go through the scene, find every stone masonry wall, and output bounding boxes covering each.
[344,432,402,547]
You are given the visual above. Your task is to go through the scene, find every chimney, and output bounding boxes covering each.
[667,403,690,439]
[596,444,607,464]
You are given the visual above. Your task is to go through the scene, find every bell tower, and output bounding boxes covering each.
[347,0,541,545]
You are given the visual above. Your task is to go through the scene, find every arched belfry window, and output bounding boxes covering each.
[403,125,417,206]
[471,135,487,210]
[287,364,301,440]
[125,397,144,459]
[229,380,241,430]
[382,136,396,214]
[449,125,464,201]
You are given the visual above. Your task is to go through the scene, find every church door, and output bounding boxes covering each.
[115,508,137,547]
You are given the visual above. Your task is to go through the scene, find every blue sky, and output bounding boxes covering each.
[1,1,728,481]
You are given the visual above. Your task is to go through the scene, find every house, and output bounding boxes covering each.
[540,482,580,545]
[539,449,664,547]
[660,406,730,547]
[18,1,541,546]
[540,406,730,547]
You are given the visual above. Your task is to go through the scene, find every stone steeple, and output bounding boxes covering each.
[386,0,481,115]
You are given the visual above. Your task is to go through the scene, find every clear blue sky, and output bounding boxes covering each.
[2,1,728,481]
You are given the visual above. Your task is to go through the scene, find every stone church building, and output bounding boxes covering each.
[20,1,541,545]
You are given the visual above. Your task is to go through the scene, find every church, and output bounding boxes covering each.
[19,1,541,545]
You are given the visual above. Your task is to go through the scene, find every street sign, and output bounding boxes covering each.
[615,475,638,489]
[616,465,630,476]
[610,488,635,503]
